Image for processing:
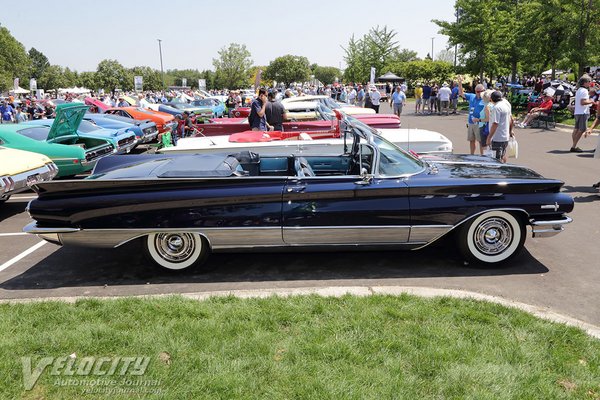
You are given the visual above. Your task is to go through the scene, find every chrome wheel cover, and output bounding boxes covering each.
[154,233,197,263]
[473,218,513,255]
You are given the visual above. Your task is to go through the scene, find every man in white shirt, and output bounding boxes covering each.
[571,74,595,152]
[370,86,381,113]
[438,83,452,115]
[486,91,513,163]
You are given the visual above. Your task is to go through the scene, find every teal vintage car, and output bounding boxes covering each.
[190,98,226,118]
[0,103,115,177]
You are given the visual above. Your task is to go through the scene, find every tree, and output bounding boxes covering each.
[312,66,341,85]
[434,0,503,81]
[397,60,455,85]
[28,47,49,79]
[263,55,311,86]
[0,26,31,91]
[212,43,253,89]
[77,71,97,90]
[38,65,70,90]
[435,49,455,64]
[130,66,162,91]
[342,26,401,83]
[96,59,128,93]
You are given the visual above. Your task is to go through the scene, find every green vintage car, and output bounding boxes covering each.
[0,104,115,177]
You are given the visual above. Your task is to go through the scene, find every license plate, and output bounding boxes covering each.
[27,174,41,185]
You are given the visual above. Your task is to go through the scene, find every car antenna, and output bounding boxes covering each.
[192,128,215,146]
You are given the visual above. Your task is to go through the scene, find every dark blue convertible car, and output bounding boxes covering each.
[24,114,574,271]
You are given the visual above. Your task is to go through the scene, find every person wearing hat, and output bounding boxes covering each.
[571,74,595,152]
[369,85,381,113]
[517,89,554,128]
[390,86,406,121]
[458,76,486,155]
[438,82,452,116]
[0,100,15,123]
[486,90,514,163]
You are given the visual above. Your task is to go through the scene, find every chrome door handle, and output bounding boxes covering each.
[286,186,306,193]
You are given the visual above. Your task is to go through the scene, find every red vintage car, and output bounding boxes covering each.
[192,111,399,137]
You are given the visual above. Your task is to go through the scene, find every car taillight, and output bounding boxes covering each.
[73,159,80,164]
[1,176,15,192]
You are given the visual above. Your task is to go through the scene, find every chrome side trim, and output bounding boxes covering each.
[283,226,410,244]
[530,216,572,238]
[409,225,453,243]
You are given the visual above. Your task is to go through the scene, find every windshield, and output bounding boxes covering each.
[17,127,50,141]
[135,108,156,115]
[320,97,341,110]
[77,120,101,133]
[344,115,424,176]
[373,135,425,176]
[192,99,213,107]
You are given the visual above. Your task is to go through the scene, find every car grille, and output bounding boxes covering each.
[118,136,136,148]
[85,144,115,162]
[143,126,158,135]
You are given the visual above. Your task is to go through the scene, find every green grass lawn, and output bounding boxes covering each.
[1,295,599,399]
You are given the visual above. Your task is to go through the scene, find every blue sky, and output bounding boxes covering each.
[2,0,454,72]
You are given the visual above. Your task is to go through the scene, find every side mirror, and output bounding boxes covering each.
[355,168,373,186]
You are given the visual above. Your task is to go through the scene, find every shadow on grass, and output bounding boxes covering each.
[0,239,549,292]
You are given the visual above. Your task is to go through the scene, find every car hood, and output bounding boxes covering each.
[422,153,547,180]
[48,103,89,140]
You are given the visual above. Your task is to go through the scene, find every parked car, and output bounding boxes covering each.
[165,111,451,155]
[0,103,115,177]
[23,118,137,155]
[192,104,399,136]
[282,95,376,115]
[84,113,158,144]
[103,107,176,133]
[0,147,58,202]
[190,98,226,118]
[164,102,213,119]
[146,104,185,118]
[25,111,573,271]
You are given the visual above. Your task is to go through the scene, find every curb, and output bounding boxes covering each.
[1,286,599,339]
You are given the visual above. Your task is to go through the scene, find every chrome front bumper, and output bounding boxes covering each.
[530,216,573,238]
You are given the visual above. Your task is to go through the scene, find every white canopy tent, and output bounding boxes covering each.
[58,87,91,95]
[10,87,30,94]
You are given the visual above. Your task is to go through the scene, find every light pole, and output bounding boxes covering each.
[431,37,435,61]
[157,39,165,91]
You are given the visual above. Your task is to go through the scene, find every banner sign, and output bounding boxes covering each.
[370,67,376,84]
[182,78,187,87]
[198,79,206,90]
[134,76,143,92]
[14,78,19,92]
[30,78,37,91]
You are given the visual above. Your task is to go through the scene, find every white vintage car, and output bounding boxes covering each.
[0,146,58,202]
[159,112,452,156]
[282,95,376,115]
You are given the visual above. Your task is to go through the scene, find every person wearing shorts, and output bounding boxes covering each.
[571,74,594,152]
[458,76,485,155]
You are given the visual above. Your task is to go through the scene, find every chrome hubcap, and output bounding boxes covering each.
[155,233,196,263]
[474,218,513,255]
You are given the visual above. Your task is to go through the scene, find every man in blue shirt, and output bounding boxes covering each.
[390,86,406,122]
[0,101,15,123]
[422,83,432,114]
[248,88,269,131]
[450,82,459,114]
[458,77,485,155]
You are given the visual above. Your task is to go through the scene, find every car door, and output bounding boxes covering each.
[281,151,410,245]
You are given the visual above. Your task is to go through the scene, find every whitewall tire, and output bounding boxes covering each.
[458,211,525,265]
[144,232,209,271]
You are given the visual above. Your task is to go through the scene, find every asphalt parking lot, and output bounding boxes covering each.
[1,108,599,326]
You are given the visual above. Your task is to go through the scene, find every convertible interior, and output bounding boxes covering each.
[232,148,374,178]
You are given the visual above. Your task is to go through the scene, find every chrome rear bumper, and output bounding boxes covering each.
[530,216,573,238]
